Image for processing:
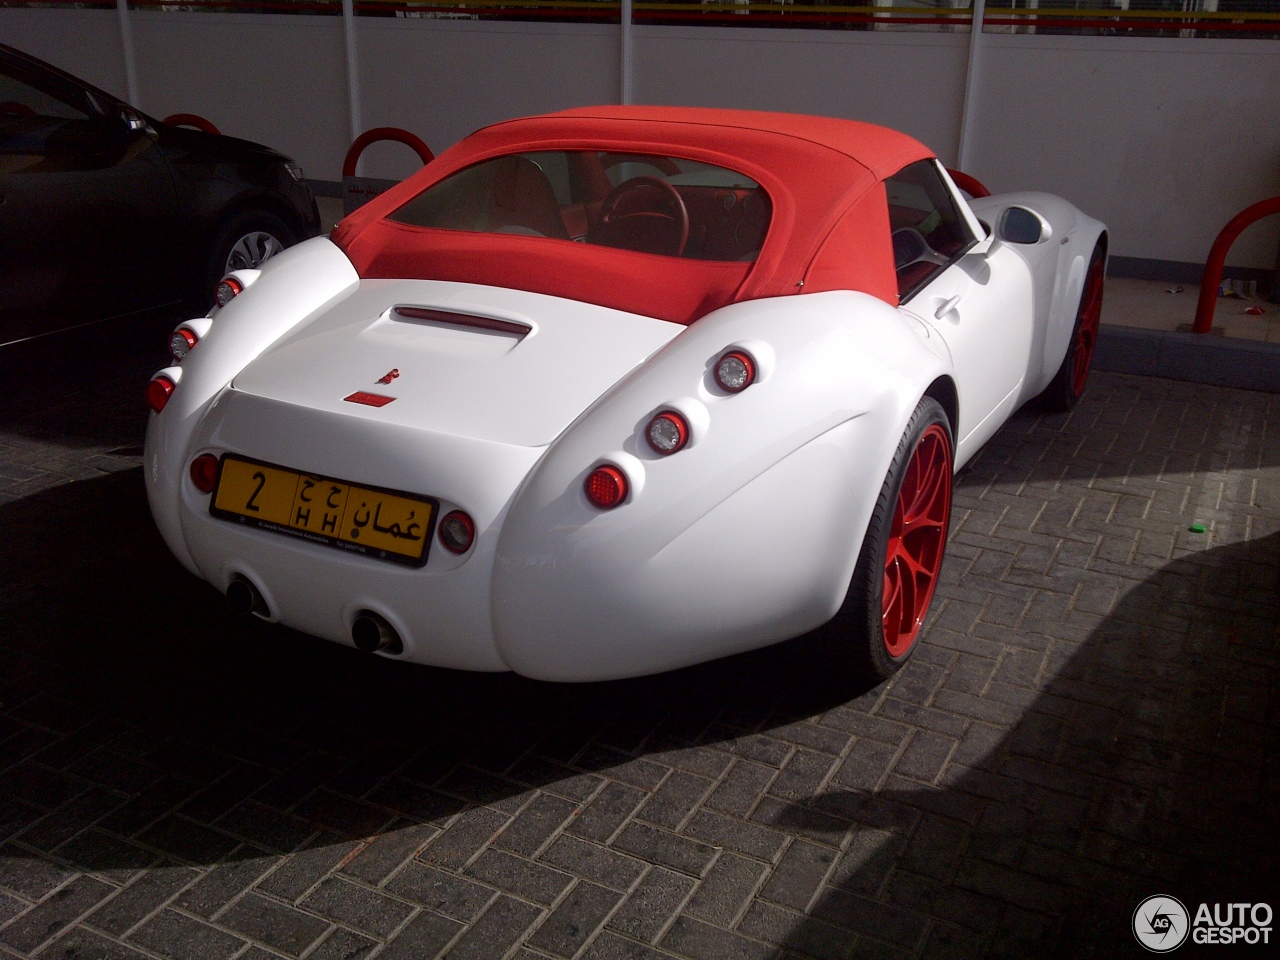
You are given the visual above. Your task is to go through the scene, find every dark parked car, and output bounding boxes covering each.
[0,43,320,347]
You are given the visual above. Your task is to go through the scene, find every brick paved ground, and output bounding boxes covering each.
[1,330,1277,960]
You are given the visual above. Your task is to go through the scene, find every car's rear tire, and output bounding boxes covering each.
[835,396,953,682]
[202,210,294,307]
[1041,243,1105,412]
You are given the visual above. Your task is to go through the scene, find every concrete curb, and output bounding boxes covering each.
[1096,324,1280,393]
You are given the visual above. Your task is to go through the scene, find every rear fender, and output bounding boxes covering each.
[144,237,359,572]
[969,192,1106,395]
[492,290,951,680]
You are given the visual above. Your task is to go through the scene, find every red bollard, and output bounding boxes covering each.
[342,128,435,216]
[162,113,220,135]
[1194,196,1280,333]
[946,169,991,199]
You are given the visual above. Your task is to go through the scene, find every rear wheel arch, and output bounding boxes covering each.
[1040,235,1107,412]
[833,393,955,682]
[242,191,313,242]
[190,184,311,256]
[922,376,958,446]
[214,192,308,246]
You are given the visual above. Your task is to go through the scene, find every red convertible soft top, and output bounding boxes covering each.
[332,107,934,324]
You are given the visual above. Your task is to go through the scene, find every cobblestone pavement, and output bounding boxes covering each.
[1,331,1277,960]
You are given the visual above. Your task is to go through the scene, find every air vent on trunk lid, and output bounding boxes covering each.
[392,306,531,339]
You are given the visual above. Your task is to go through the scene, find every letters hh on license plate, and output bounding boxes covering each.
[210,455,435,566]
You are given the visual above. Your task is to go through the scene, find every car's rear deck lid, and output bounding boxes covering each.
[230,279,682,448]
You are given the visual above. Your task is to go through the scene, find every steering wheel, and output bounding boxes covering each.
[596,176,690,257]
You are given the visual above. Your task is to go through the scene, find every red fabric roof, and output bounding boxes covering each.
[332,107,934,324]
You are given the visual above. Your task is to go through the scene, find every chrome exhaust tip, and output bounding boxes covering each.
[226,575,268,617]
[352,611,402,655]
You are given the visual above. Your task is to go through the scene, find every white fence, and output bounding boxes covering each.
[5,8,1279,269]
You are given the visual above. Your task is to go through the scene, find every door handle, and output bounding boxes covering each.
[935,295,961,320]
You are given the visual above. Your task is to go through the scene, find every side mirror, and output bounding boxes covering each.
[968,227,995,257]
[121,107,149,134]
[997,206,1052,245]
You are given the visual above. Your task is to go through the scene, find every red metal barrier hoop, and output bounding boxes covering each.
[343,127,435,178]
[162,113,220,135]
[1194,196,1280,333]
[946,169,991,199]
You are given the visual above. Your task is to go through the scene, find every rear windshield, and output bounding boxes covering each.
[388,150,772,262]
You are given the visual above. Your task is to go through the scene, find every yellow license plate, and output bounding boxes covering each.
[210,455,435,566]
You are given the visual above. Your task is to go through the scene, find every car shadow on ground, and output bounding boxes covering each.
[0,468,868,857]
[1,373,1278,958]
[775,530,1279,958]
[0,316,172,452]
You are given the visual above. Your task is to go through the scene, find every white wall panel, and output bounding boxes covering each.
[632,27,968,166]
[352,19,618,180]
[129,12,349,184]
[969,35,1280,267]
[1,9,128,99]
[2,11,1277,267]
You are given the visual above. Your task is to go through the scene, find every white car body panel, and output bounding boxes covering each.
[145,159,1105,682]
[230,278,681,447]
[492,292,947,679]
[145,238,360,574]
[969,191,1105,400]
[900,241,1034,465]
[181,390,543,671]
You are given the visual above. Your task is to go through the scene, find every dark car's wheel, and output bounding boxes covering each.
[1041,243,1105,412]
[836,396,953,681]
[203,210,294,305]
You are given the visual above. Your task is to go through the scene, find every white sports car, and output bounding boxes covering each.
[144,107,1106,682]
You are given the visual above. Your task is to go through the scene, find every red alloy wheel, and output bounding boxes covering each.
[1072,253,1105,397]
[880,423,952,658]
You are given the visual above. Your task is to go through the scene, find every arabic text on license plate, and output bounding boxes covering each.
[210,456,434,566]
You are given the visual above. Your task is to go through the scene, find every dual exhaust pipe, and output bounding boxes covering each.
[226,576,402,655]
[351,611,403,655]
[226,575,268,617]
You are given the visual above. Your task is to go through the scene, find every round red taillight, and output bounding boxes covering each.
[584,465,628,510]
[215,276,243,307]
[170,328,198,361]
[146,376,175,413]
[190,454,220,494]
[646,411,690,455]
[439,510,475,554]
[714,350,756,393]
